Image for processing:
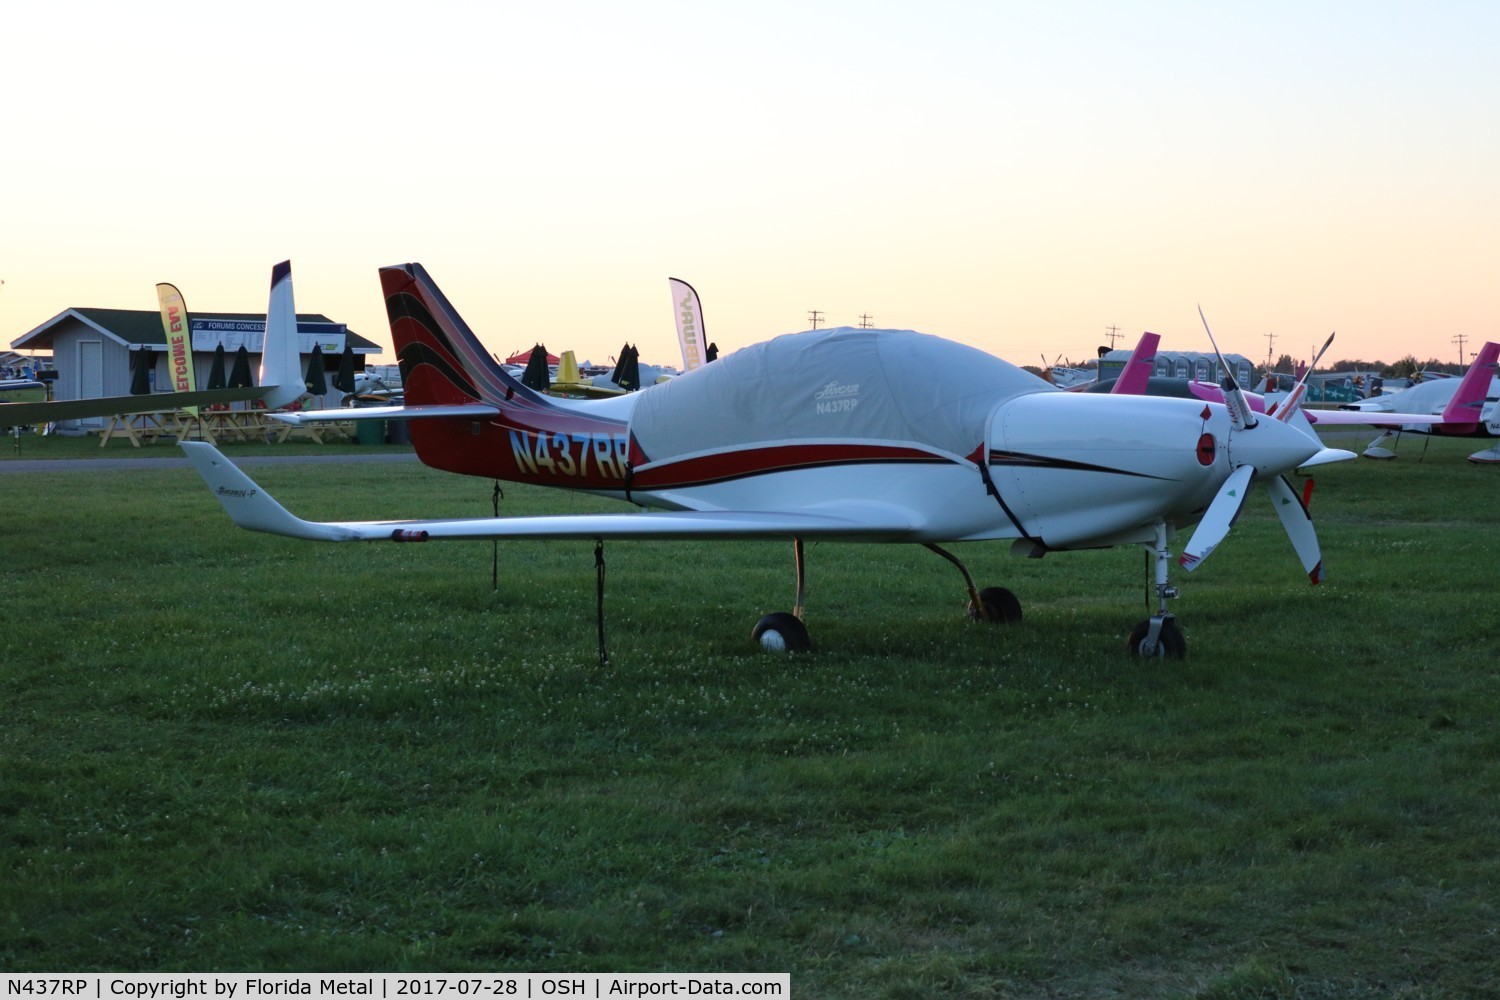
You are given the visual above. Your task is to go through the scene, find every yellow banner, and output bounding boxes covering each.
[156,283,198,416]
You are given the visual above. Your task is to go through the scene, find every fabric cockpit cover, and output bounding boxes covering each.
[629,327,1052,465]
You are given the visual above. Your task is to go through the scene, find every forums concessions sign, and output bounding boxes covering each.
[189,319,348,357]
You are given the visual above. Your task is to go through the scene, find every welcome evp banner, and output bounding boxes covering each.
[156,282,198,415]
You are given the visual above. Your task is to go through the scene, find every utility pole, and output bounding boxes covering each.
[808,310,824,330]
[1453,333,1469,366]
[1264,331,1277,370]
[1104,325,1121,350]
[858,313,873,329]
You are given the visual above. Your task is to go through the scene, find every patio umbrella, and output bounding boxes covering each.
[333,345,356,394]
[613,344,641,391]
[305,343,328,396]
[521,344,551,390]
[206,344,227,390]
[129,347,154,395]
[607,342,631,387]
[228,345,254,388]
[505,348,559,365]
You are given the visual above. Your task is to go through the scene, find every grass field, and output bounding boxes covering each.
[3,431,1497,996]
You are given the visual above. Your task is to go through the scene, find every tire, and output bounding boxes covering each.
[751,612,812,653]
[1127,618,1186,659]
[970,586,1022,623]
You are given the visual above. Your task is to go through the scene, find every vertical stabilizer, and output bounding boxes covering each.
[380,263,541,408]
[1439,340,1499,430]
[258,260,308,411]
[1109,332,1160,395]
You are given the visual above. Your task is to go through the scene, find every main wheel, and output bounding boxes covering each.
[969,586,1022,623]
[752,612,812,653]
[1127,618,1186,659]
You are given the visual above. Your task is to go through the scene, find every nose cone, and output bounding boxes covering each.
[1227,416,1322,477]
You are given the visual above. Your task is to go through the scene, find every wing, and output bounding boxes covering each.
[181,442,920,542]
[1,386,267,425]
[1304,409,1448,427]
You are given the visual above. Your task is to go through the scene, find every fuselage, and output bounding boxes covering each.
[393,303,1321,550]
[1343,374,1500,436]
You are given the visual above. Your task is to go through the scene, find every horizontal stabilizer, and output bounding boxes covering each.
[267,402,501,425]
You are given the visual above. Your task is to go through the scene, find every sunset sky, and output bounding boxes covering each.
[3,1,1496,370]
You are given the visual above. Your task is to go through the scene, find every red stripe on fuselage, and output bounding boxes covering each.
[631,443,953,491]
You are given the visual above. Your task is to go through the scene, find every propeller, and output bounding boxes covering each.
[1179,310,1352,582]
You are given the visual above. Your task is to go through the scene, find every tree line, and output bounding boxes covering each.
[1267,354,1469,378]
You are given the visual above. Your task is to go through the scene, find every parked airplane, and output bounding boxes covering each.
[184,265,1353,659]
[1162,338,1500,464]
[1324,341,1500,462]
[0,263,307,429]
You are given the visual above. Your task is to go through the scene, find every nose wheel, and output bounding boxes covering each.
[1130,520,1187,659]
[1128,616,1186,659]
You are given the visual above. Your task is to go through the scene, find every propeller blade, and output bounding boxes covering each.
[1273,331,1335,423]
[1178,464,1256,573]
[1267,474,1324,584]
[1197,305,1257,430]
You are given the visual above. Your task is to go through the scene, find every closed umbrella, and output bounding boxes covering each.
[333,345,356,394]
[229,346,254,388]
[305,343,328,396]
[608,342,632,387]
[521,344,551,390]
[206,344,227,390]
[615,344,641,391]
[130,347,153,395]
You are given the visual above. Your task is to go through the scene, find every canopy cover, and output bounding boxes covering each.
[630,327,1052,465]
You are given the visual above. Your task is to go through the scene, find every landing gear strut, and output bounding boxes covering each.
[925,543,1022,623]
[1129,520,1186,659]
[751,539,1023,653]
[752,537,813,652]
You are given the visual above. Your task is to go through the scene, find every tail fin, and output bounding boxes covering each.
[1439,340,1499,430]
[380,263,542,408]
[258,260,308,411]
[1109,332,1160,395]
[669,278,707,371]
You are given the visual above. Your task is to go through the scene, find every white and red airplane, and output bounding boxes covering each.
[183,264,1354,659]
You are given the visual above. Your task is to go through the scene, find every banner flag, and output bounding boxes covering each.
[157,282,199,416]
[668,277,706,371]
